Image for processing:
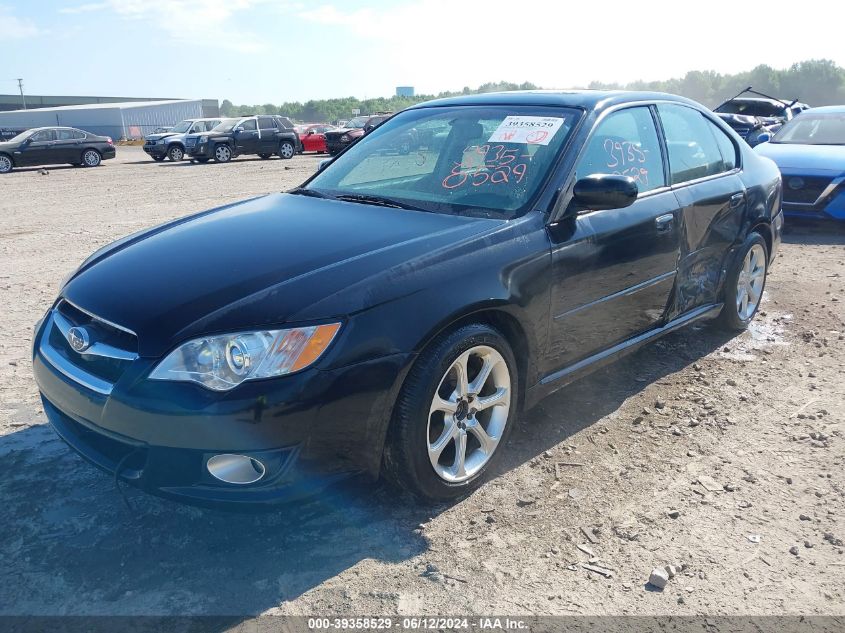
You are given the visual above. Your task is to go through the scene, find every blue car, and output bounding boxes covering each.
[755,106,845,221]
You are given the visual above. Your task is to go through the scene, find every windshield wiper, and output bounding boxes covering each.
[333,193,424,211]
[288,187,334,199]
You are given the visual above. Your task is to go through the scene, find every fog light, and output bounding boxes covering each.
[206,454,266,485]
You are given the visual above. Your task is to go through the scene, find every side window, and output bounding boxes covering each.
[73,130,86,139]
[657,104,729,185]
[709,121,738,171]
[56,129,76,140]
[576,106,665,194]
[31,130,55,142]
[257,117,275,130]
[278,117,294,129]
[240,119,257,131]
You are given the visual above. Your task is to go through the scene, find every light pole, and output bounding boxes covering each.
[16,78,26,110]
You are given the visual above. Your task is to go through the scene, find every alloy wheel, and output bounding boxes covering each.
[279,143,294,159]
[736,243,766,320]
[168,146,184,161]
[83,150,100,167]
[427,345,511,483]
[0,155,11,173]
[215,145,231,162]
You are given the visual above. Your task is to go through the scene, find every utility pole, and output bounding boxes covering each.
[16,78,26,110]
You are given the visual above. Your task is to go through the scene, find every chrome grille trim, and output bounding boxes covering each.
[52,310,137,361]
[61,298,137,336]
[40,314,114,395]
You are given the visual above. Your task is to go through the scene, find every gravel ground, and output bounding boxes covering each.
[0,147,843,619]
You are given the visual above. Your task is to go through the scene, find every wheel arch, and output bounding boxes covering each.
[0,151,14,167]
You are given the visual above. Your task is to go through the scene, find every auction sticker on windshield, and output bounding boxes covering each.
[488,116,565,145]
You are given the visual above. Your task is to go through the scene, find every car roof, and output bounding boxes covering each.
[799,105,845,114]
[410,89,699,112]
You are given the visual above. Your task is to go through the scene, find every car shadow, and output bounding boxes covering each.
[1,320,733,622]
[7,164,84,173]
[782,217,845,245]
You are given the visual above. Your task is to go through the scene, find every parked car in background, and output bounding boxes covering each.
[714,87,809,147]
[296,124,336,153]
[143,118,221,162]
[184,115,300,163]
[33,91,782,507]
[0,127,114,174]
[324,114,392,155]
[755,106,845,221]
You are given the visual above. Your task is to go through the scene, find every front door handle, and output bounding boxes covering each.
[730,192,745,208]
[655,214,674,231]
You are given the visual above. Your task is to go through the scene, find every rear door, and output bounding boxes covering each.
[655,103,745,314]
[257,117,278,154]
[548,105,681,368]
[54,128,81,162]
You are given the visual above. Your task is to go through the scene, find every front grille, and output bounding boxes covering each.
[46,300,138,386]
[782,175,833,204]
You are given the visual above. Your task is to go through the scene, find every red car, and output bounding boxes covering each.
[296,124,336,154]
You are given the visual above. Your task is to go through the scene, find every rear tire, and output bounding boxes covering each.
[82,149,101,167]
[383,323,518,501]
[278,141,295,160]
[715,232,769,331]
[167,145,185,161]
[213,144,232,163]
[0,154,12,174]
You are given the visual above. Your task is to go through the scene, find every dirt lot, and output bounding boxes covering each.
[0,147,843,619]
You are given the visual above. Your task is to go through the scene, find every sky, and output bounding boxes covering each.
[3,0,844,104]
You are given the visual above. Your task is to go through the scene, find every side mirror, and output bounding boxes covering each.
[233,127,243,134]
[317,158,332,172]
[566,174,638,215]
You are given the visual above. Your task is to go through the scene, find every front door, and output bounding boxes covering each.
[17,129,56,166]
[234,119,259,154]
[548,106,681,370]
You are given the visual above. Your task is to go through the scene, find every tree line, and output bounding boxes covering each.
[221,60,845,123]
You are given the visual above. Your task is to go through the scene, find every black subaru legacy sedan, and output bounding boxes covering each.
[32,91,783,507]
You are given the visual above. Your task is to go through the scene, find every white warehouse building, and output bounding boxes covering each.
[0,99,207,140]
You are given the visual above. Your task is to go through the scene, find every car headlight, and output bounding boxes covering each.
[149,323,341,391]
[157,139,167,145]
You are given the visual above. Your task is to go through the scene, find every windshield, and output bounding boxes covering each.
[5,130,33,144]
[345,116,369,129]
[170,120,193,133]
[209,118,240,133]
[716,100,786,118]
[772,113,845,145]
[306,105,581,219]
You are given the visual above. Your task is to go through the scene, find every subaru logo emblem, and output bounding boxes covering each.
[67,327,90,353]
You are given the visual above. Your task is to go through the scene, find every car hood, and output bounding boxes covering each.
[145,132,183,142]
[62,193,499,356]
[754,142,845,172]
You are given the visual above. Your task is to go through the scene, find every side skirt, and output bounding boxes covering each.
[524,303,723,410]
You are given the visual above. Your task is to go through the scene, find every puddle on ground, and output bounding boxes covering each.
[719,294,790,361]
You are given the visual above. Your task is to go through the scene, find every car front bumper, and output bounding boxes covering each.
[143,144,167,158]
[780,172,845,221]
[32,307,413,509]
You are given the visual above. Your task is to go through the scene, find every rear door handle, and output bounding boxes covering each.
[655,214,674,230]
[730,192,745,208]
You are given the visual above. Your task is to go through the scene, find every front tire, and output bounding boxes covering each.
[213,144,232,163]
[0,154,12,174]
[278,141,295,160]
[167,145,185,161]
[384,324,517,501]
[715,232,768,331]
[82,149,101,167]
